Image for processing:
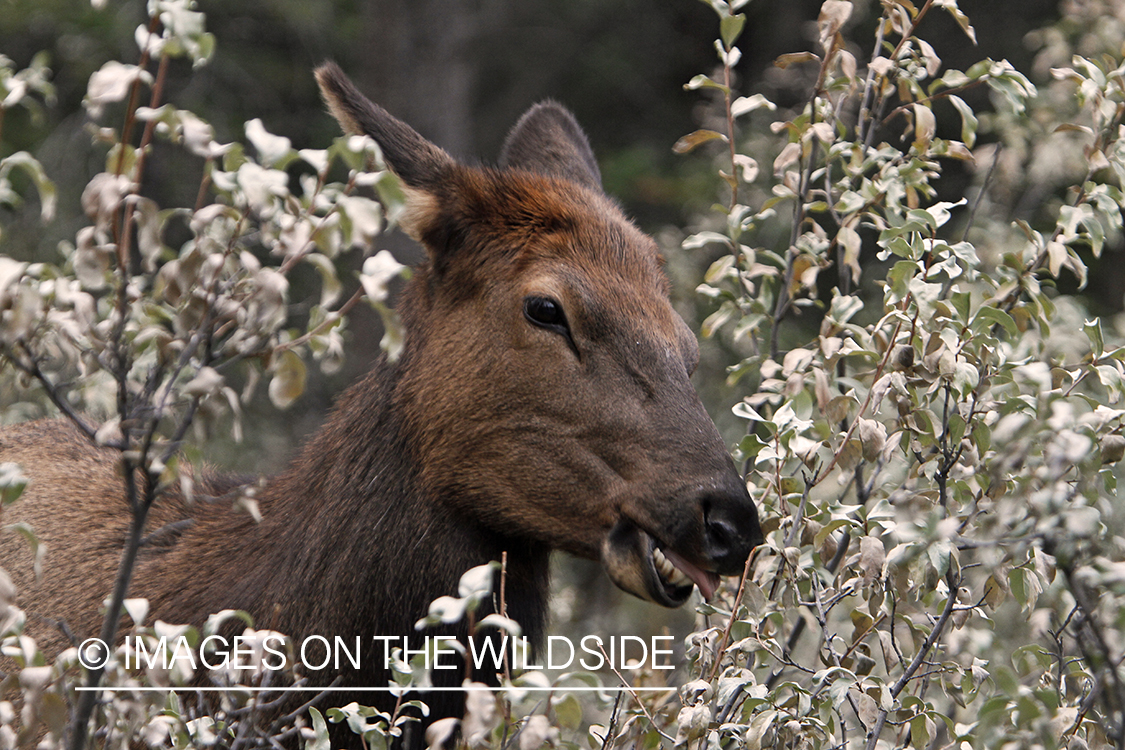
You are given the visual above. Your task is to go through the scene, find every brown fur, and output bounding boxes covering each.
[0,63,762,746]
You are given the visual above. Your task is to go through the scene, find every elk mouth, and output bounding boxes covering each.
[601,519,721,607]
[653,546,720,602]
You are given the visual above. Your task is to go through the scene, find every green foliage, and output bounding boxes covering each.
[671,1,1125,749]
[0,462,26,506]
[0,1,408,746]
[0,1,407,450]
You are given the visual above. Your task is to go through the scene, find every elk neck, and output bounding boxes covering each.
[224,331,550,651]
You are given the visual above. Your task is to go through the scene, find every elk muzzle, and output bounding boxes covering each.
[601,471,763,607]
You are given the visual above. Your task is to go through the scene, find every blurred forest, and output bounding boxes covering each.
[0,0,1108,642]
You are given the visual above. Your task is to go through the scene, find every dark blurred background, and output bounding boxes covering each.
[0,1,1065,227]
[0,0,1089,646]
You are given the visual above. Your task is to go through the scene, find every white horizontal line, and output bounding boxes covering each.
[76,686,675,693]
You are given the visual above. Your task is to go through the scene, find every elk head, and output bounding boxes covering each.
[316,63,762,607]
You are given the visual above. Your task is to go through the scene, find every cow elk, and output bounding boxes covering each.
[0,62,763,745]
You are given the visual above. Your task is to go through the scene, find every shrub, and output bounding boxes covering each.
[671,1,1125,748]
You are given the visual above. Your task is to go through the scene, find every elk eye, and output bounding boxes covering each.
[523,296,568,333]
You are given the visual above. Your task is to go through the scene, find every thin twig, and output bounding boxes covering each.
[863,567,960,750]
[10,343,101,444]
[600,692,624,750]
[275,287,366,353]
[598,644,675,748]
[708,549,758,683]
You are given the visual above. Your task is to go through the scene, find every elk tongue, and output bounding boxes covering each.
[663,549,720,600]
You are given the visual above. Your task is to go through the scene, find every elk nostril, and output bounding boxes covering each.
[705,516,737,557]
[701,488,763,573]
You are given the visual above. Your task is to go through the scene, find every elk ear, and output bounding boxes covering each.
[499,102,602,191]
[315,62,451,240]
